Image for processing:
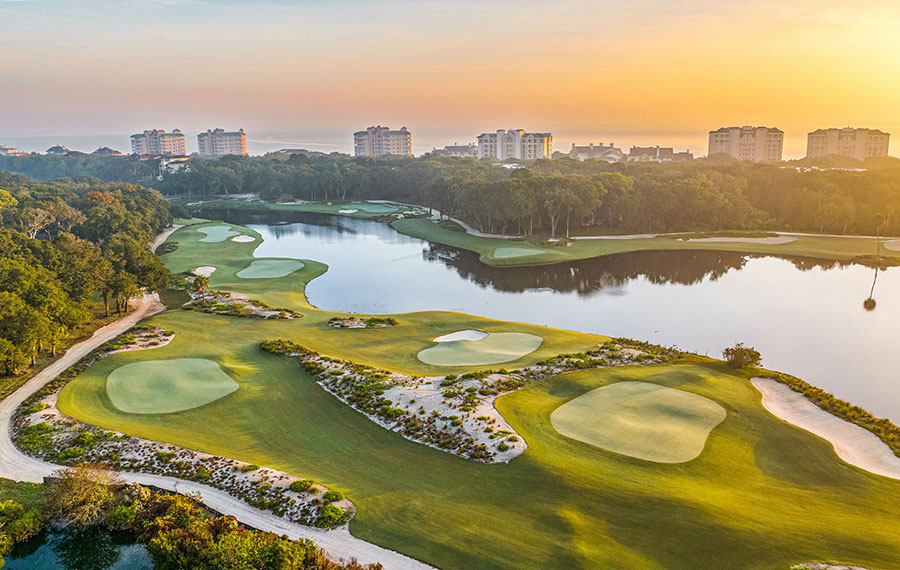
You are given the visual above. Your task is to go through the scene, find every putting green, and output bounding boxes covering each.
[106,358,239,414]
[197,224,241,242]
[551,381,726,463]
[343,203,397,213]
[236,259,305,279]
[417,332,543,366]
[492,247,545,259]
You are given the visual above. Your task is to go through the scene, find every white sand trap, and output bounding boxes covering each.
[338,209,359,214]
[493,247,545,259]
[197,224,240,242]
[231,234,256,242]
[194,266,216,277]
[551,381,726,463]
[683,236,798,244]
[884,239,900,251]
[752,378,900,480]
[417,332,542,366]
[433,330,488,342]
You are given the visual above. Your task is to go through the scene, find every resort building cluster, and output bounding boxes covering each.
[4,124,892,163]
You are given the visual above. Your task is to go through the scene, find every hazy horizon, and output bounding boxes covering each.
[3,0,899,158]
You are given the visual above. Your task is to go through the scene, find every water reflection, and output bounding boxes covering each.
[6,527,151,570]
[196,207,900,421]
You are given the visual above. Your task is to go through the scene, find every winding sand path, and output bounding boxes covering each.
[0,225,434,570]
[752,378,900,480]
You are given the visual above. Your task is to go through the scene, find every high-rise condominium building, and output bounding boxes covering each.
[130,129,187,156]
[806,128,890,161]
[476,130,552,160]
[353,126,412,157]
[708,126,783,162]
[198,128,248,156]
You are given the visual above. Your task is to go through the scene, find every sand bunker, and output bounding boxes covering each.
[231,234,256,243]
[433,330,488,342]
[551,381,726,463]
[236,259,304,279]
[493,247,545,259]
[417,332,542,366]
[338,209,359,214]
[197,224,240,243]
[106,358,238,414]
[343,203,397,213]
[752,378,900,480]
[194,266,216,277]
[884,239,900,251]
[683,236,798,244]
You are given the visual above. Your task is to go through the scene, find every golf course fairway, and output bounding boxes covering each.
[550,380,727,463]
[54,219,900,569]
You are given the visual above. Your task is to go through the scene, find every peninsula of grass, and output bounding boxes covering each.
[391,217,900,267]
[52,218,900,569]
[189,198,418,220]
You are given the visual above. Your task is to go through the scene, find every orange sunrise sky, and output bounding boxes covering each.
[2,0,899,157]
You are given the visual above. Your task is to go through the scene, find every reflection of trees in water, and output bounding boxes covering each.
[426,245,853,296]
[52,527,123,570]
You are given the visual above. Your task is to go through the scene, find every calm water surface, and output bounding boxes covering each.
[203,209,900,422]
[6,527,151,570]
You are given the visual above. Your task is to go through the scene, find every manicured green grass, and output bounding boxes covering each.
[106,358,238,414]
[417,332,543,366]
[550,380,726,463]
[236,259,305,279]
[196,224,241,242]
[54,218,900,569]
[392,217,900,267]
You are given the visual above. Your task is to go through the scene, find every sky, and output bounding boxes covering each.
[1,0,899,157]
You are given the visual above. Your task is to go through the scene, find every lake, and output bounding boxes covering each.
[201,208,900,423]
[5,527,151,570]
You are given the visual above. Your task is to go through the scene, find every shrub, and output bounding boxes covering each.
[322,490,344,503]
[23,402,46,415]
[195,468,211,481]
[722,343,762,368]
[497,442,510,452]
[242,464,260,472]
[156,451,176,463]
[104,505,136,530]
[289,479,312,493]
[315,505,348,528]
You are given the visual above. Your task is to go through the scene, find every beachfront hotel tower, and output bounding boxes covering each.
[708,126,783,162]
[476,129,553,160]
[806,128,890,161]
[353,126,412,157]
[198,128,248,156]
[130,129,187,156]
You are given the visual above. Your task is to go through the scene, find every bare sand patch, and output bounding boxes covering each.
[883,239,900,251]
[682,236,798,244]
[752,378,900,480]
[231,234,256,243]
[493,247,546,259]
[433,330,488,342]
[194,266,216,277]
[338,209,359,214]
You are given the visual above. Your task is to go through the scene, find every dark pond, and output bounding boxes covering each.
[5,527,151,570]
[199,208,900,422]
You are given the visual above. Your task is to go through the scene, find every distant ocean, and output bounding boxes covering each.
[0,127,819,160]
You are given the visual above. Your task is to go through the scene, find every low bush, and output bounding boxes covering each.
[289,479,312,493]
[322,490,344,503]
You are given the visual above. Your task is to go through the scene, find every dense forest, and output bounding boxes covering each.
[5,152,900,238]
[0,172,172,376]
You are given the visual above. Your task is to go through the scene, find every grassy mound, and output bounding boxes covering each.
[106,358,238,414]
[417,332,542,366]
[236,259,305,279]
[550,380,726,463]
[197,224,241,243]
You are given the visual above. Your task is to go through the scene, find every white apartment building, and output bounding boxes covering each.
[353,126,412,157]
[130,129,187,156]
[198,128,248,156]
[477,129,552,160]
[708,126,783,162]
[807,128,890,161]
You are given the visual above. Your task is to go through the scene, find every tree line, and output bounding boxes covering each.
[4,152,900,238]
[0,171,172,375]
